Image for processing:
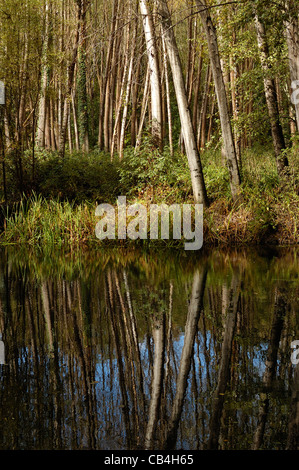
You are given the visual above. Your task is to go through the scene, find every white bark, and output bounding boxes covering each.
[36,2,49,148]
[139,0,163,147]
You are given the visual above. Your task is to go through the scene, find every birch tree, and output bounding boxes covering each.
[139,0,163,149]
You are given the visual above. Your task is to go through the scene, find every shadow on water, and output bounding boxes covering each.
[0,245,298,450]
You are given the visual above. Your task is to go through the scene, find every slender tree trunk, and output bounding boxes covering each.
[36,1,49,148]
[254,12,289,174]
[77,0,89,153]
[59,1,80,158]
[98,0,119,149]
[135,64,150,149]
[162,36,173,156]
[140,0,163,149]
[195,0,241,200]
[158,0,209,207]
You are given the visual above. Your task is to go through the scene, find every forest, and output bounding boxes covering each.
[0,0,298,247]
[0,0,298,453]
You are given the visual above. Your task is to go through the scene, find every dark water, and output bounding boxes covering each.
[0,246,298,451]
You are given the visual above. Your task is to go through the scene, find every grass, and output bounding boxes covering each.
[0,141,298,249]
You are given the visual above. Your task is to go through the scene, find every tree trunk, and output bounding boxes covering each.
[36,1,49,148]
[195,0,241,200]
[59,1,80,158]
[158,0,209,207]
[139,0,163,149]
[254,12,289,175]
[77,0,89,153]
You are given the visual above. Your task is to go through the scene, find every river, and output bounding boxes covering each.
[0,245,298,450]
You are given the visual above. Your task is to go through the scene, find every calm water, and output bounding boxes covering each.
[0,246,298,451]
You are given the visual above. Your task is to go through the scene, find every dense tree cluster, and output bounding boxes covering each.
[0,0,298,202]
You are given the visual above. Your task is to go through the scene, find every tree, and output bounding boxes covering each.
[139,0,163,149]
[195,0,241,201]
[158,0,209,207]
[253,7,289,175]
[77,0,90,153]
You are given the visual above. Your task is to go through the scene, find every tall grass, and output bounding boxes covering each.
[1,194,96,247]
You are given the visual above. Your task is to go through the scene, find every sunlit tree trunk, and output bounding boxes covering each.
[139,0,163,149]
[36,1,49,148]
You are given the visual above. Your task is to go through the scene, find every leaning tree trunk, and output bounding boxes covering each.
[158,0,209,207]
[195,0,241,201]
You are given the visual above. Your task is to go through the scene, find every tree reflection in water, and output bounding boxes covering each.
[0,247,298,450]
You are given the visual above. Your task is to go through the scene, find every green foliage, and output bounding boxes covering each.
[2,149,121,204]
[118,139,192,202]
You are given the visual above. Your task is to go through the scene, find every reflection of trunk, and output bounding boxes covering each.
[286,362,299,450]
[252,287,286,450]
[123,270,146,415]
[41,282,54,351]
[145,314,166,450]
[207,271,241,450]
[105,271,132,449]
[164,267,208,450]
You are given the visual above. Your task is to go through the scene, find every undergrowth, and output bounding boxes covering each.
[0,140,298,247]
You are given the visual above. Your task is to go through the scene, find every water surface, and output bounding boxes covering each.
[0,246,298,450]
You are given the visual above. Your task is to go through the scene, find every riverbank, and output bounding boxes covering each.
[0,190,298,249]
[0,144,298,249]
